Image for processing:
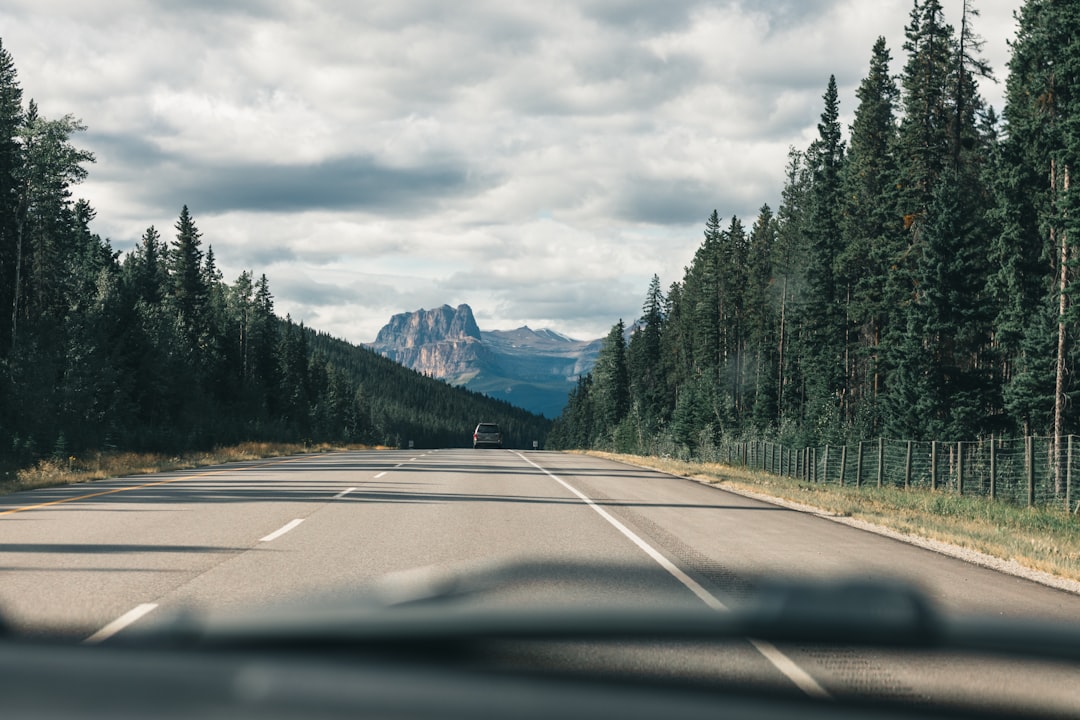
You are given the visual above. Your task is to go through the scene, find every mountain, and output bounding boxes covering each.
[368,304,601,418]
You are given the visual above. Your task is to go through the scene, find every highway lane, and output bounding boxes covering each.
[2,449,1080,712]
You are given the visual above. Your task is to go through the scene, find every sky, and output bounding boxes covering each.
[0,0,1021,344]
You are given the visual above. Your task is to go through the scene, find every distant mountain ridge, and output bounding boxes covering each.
[369,304,601,418]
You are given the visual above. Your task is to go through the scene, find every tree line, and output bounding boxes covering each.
[0,38,549,470]
[550,0,1080,456]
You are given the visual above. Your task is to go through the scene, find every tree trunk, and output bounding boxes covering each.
[777,276,787,419]
[1054,161,1070,494]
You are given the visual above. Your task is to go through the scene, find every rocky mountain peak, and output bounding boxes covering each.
[373,304,481,348]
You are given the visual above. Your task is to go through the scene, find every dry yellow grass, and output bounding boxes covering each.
[1,442,376,496]
[587,451,1080,583]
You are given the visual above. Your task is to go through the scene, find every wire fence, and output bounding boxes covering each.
[712,436,1080,514]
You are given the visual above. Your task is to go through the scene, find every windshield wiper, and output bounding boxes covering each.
[127,562,1080,664]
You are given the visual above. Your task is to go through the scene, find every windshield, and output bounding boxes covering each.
[2,2,1080,718]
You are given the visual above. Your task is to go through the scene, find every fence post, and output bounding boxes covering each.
[856,441,865,488]
[823,445,830,484]
[931,440,938,490]
[957,441,964,496]
[839,446,847,486]
[990,436,996,501]
[905,441,912,489]
[1067,435,1073,514]
[1026,436,1035,507]
[877,438,884,488]
[811,448,817,483]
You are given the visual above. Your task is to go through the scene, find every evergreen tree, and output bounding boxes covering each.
[800,75,846,441]
[592,319,630,440]
[0,39,22,357]
[840,37,901,435]
[628,275,666,432]
[773,149,811,433]
[897,0,957,229]
[168,205,208,353]
[12,104,93,338]
[745,205,779,431]
[250,273,279,412]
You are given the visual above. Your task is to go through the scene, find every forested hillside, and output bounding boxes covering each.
[550,0,1080,455]
[0,38,548,470]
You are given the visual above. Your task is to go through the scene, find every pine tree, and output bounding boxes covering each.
[773,149,810,432]
[840,37,901,435]
[593,319,630,440]
[897,0,957,230]
[800,75,846,441]
[12,104,93,340]
[911,165,995,438]
[168,206,208,350]
[0,39,23,357]
[628,275,666,432]
[250,273,279,412]
[745,205,779,431]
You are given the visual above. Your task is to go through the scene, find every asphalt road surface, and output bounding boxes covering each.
[2,448,1079,713]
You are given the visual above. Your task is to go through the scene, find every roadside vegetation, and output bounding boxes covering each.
[593,451,1080,584]
[0,442,378,497]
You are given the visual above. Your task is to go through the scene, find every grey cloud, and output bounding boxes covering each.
[271,273,396,309]
[213,243,305,272]
[87,130,493,217]
[85,131,173,171]
[745,0,843,35]
[577,0,707,34]
[150,156,492,215]
[614,176,720,226]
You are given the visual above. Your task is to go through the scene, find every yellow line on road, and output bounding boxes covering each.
[0,454,323,517]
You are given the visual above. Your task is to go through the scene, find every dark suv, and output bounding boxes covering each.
[473,423,503,449]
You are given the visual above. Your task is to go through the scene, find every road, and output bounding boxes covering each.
[2,448,1080,712]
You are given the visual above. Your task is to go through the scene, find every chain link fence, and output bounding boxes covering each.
[713,436,1079,513]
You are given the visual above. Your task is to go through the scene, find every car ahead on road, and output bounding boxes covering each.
[473,422,503,449]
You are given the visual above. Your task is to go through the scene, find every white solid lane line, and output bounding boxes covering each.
[260,518,304,542]
[515,452,723,611]
[750,640,830,699]
[514,451,831,700]
[334,487,357,499]
[84,603,158,644]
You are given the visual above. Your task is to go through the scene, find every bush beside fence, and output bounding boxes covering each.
[715,436,1079,514]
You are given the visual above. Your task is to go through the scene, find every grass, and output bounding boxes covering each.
[0,441,378,497]
[587,451,1080,584]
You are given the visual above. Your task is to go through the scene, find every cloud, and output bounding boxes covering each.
[0,0,1020,348]
[157,155,488,214]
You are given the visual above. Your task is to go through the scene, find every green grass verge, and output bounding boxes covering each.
[587,451,1080,584]
[0,441,377,497]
